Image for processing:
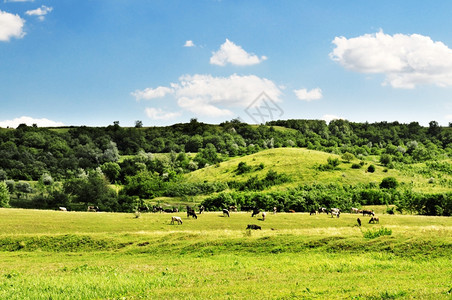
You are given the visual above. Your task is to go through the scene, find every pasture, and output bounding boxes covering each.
[0,208,451,299]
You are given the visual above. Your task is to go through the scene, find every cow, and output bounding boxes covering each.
[152,206,163,213]
[350,207,359,214]
[331,211,340,218]
[251,208,260,217]
[223,209,230,217]
[199,206,205,214]
[171,216,183,225]
[369,216,379,224]
[288,209,296,213]
[362,210,375,216]
[273,207,277,214]
[87,206,99,212]
[319,207,328,214]
[138,206,149,212]
[229,206,237,212]
[246,224,261,230]
[309,209,317,215]
[357,218,362,227]
[261,212,266,221]
[186,206,198,219]
[58,207,67,211]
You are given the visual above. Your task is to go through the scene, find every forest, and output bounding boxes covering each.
[0,118,451,215]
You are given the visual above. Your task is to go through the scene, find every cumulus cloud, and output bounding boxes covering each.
[145,108,181,120]
[322,114,342,123]
[0,116,64,128]
[133,74,282,117]
[0,10,25,41]
[25,5,53,21]
[210,39,267,66]
[330,30,452,89]
[184,40,195,47]
[131,86,173,100]
[294,88,322,101]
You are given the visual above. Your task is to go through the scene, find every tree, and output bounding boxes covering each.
[135,120,143,128]
[0,181,10,207]
[101,162,121,183]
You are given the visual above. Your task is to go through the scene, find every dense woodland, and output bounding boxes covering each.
[0,118,451,215]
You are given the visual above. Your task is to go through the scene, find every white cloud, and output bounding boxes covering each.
[25,5,53,21]
[330,30,452,89]
[145,108,181,120]
[131,86,173,100]
[445,114,452,122]
[133,73,282,117]
[322,114,342,123]
[0,10,25,41]
[0,116,64,128]
[210,39,267,66]
[294,88,322,101]
[184,40,195,47]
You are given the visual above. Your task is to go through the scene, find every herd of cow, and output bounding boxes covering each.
[164,205,380,230]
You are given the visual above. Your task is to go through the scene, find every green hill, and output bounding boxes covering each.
[185,148,451,193]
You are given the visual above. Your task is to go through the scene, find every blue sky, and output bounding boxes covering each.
[1,0,452,127]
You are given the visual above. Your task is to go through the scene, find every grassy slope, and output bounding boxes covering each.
[0,208,450,299]
[185,147,452,192]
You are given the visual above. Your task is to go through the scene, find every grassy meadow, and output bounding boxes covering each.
[0,208,451,299]
[184,148,452,193]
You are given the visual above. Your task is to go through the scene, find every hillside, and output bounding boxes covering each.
[185,147,452,193]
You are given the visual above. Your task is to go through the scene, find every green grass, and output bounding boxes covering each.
[0,208,450,299]
[184,148,452,192]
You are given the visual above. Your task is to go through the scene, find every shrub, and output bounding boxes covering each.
[363,227,392,239]
[367,165,376,173]
[351,163,361,169]
[380,177,398,189]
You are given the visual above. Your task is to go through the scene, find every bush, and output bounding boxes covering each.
[380,177,398,189]
[351,163,361,169]
[363,227,392,239]
[367,165,376,173]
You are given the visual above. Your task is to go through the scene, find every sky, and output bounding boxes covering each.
[1,0,452,127]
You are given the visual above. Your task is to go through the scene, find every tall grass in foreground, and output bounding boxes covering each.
[363,227,393,239]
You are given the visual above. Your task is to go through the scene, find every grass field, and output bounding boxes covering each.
[184,148,452,193]
[0,208,451,299]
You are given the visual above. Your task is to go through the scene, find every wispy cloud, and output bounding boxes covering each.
[294,88,322,101]
[0,116,64,128]
[210,39,267,66]
[25,5,53,21]
[145,108,181,120]
[0,10,25,41]
[322,114,342,123]
[330,30,452,89]
[132,86,174,100]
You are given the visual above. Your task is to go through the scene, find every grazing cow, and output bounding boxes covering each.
[87,206,99,212]
[351,207,359,214]
[319,207,328,214]
[199,206,205,214]
[330,208,340,214]
[309,209,317,215]
[357,218,362,227]
[186,206,198,219]
[331,211,340,218]
[152,206,163,213]
[229,206,237,212]
[369,216,379,224]
[251,208,260,217]
[288,209,296,213]
[223,209,230,217]
[138,206,149,212]
[59,207,67,211]
[261,212,266,221]
[164,208,173,213]
[273,207,277,214]
[362,210,375,216]
[246,224,261,230]
[171,216,183,225]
